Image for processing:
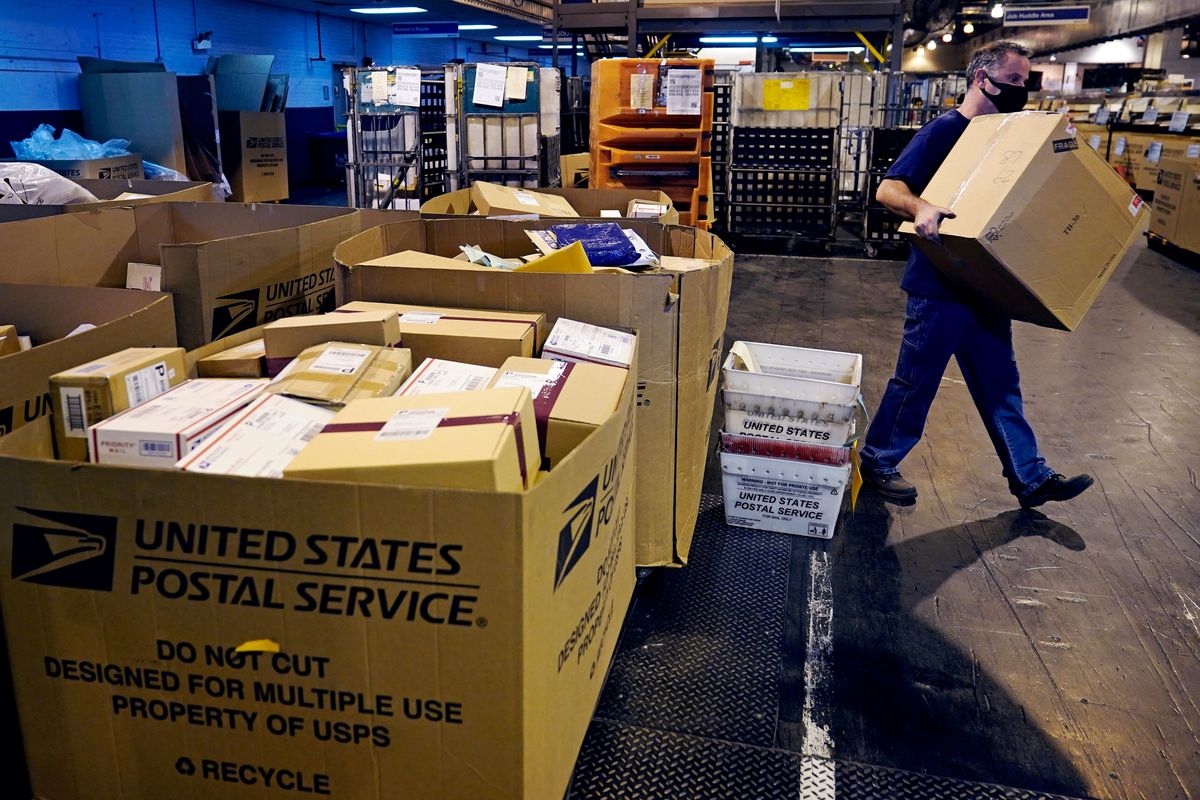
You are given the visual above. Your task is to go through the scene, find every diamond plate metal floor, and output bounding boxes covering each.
[568,495,1093,800]
[592,494,791,747]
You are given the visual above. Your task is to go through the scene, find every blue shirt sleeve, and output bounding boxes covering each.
[884,113,967,196]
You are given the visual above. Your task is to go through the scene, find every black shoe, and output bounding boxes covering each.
[862,466,918,506]
[1019,473,1094,509]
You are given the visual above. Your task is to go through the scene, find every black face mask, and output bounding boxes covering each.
[983,74,1029,114]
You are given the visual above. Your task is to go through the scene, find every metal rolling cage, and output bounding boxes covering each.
[726,72,843,246]
[344,65,432,210]
[710,71,734,235]
[862,71,965,256]
[561,75,591,159]
[447,62,563,190]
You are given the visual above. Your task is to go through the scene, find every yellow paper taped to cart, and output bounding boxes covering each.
[514,240,594,274]
[764,78,811,111]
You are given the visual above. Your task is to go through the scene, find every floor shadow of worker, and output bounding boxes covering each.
[825,493,1092,797]
[1117,243,1200,334]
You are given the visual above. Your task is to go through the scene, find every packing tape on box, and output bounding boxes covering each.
[946,112,1026,211]
[235,639,281,654]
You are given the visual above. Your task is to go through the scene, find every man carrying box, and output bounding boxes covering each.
[861,41,1093,509]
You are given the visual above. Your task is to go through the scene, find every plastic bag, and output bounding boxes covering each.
[142,161,189,182]
[10,124,131,161]
[549,223,640,266]
[0,163,100,205]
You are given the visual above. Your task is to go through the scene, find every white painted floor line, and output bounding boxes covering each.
[800,549,836,799]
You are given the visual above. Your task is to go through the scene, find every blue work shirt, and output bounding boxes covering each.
[884,109,971,299]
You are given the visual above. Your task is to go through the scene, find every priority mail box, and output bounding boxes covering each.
[902,112,1149,331]
[89,378,268,466]
[1151,159,1200,252]
[267,342,413,407]
[196,338,267,378]
[396,358,497,396]
[0,285,177,439]
[489,356,627,470]
[0,357,635,800]
[421,186,678,224]
[0,325,19,356]
[543,318,636,369]
[334,217,733,566]
[177,393,336,478]
[0,202,360,349]
[219,111,289,203]
[49,347,187,462]
[285,387,540,491]
[263,311,402,375]
[337,301,545,368]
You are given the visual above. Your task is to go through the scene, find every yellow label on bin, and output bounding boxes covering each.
[764,78,811,111]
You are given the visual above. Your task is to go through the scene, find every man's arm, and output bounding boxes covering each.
[876,178,957,244]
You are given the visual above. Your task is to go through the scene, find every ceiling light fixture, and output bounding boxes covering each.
[963,22,975,34]
[943,32,953,42]
[495,35,543,41]
[991,3,1004,19]
[458,24,497,31]
[762,36,779,44]
[927,39,937,50]
[349,6,427,14]
[699,36,759,44]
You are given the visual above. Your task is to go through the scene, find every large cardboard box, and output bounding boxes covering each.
[1151,158,1200,252]
[902,112,1149,331]
[421,185,679,225]
[0,202,362,349]
[0,360,636,799]
[219,111,289,202]
[334,218,733,566]
[49,347,188,462]
[4,153,143,181]
[0,285,177,438]
[80,72,188,175]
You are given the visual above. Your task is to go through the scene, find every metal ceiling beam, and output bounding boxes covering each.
[556,1,903,36]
